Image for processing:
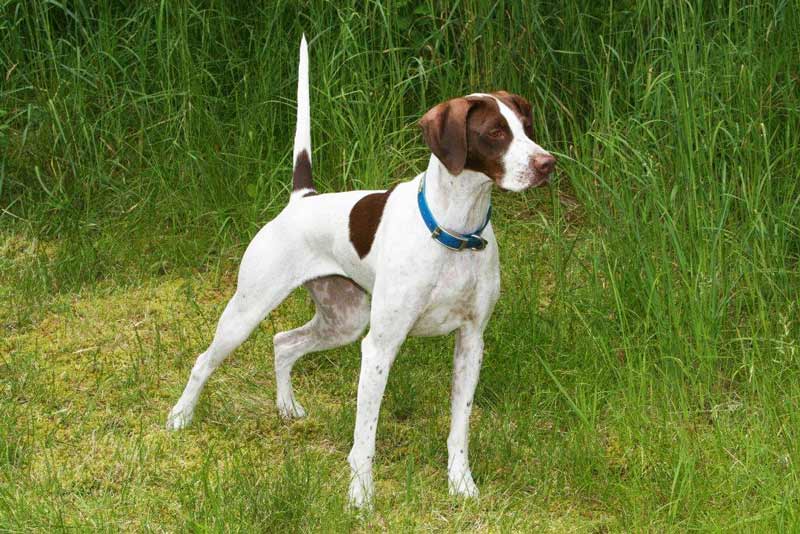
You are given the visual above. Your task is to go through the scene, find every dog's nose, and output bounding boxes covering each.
[533,154,556,175]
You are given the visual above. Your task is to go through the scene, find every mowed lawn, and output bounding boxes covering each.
[3,216,624,532]
[3,1,800,532]
[3,205,798,532]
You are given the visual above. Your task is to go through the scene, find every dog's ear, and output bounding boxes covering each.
[419,98,479,175]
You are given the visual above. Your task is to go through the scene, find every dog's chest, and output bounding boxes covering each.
[409,256,488,337]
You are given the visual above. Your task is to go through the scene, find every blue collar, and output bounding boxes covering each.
[417,173,492,251]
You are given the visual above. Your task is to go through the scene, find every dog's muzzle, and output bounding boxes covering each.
[530,154,556,187]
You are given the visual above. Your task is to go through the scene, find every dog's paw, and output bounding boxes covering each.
[347,475,374,511]
[277,398,307,419]
[166,406,193,430]
[448,472,480,499]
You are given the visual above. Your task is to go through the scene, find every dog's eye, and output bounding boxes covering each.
[487,128,505,139]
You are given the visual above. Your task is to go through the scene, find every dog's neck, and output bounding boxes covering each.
[423,156,493,235]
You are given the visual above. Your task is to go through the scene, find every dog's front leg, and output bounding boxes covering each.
[447,324,484,498]
[346,330,403,509]
[346,276,430,510]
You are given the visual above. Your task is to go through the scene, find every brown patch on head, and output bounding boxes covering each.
[348,185,397,258]
[463,96,512,182]
[491,91,534,138]
[292,149,314,192]
[419,95,514,182]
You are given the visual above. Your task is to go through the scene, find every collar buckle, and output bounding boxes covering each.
[431,228,486,251]
[469,236,488,251]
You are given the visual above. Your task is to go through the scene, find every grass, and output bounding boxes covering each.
[2,0,799,531]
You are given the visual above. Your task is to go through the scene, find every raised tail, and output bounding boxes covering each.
[291,34,314,199]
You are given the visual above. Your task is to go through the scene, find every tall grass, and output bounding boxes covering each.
[2,0,799,530]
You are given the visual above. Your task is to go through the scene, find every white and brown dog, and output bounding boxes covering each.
[166,36,555,508]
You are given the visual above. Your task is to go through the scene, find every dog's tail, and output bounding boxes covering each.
[291,34,314,200]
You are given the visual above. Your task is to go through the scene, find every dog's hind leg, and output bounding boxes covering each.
[166,220,339,430]
[165,283,294,430]
[274,276,369,419]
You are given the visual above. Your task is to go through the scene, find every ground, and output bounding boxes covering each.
[3,224,614,532]
[3,213,798,531]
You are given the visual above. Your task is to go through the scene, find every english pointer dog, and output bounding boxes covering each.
[167,35,556,509]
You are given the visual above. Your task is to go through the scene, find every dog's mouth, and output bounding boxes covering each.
[495,172,552,192]
[530,172,552,188]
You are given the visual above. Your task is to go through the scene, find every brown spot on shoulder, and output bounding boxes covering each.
[348,185,397,258]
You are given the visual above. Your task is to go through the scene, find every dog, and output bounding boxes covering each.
[166,35,555,509]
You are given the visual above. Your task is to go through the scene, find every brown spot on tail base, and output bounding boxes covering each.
[349,185,397,258]
[293,150,314,192]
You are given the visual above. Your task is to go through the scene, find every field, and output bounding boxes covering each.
[2,1,799,531]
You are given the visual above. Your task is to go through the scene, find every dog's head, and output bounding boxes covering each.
[419,92,555,191]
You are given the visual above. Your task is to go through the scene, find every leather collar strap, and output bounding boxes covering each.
[417,173,492,251]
